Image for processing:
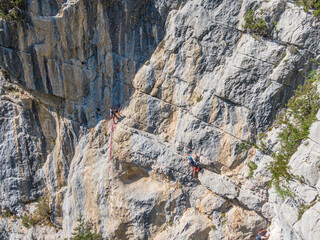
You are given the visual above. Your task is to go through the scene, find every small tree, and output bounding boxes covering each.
[34,195,51,224]
[68,214,103,240]
[243,8,269,37]
[0,0,26,21]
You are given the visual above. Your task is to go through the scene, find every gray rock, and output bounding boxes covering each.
[1,0,320,239]
[294,202,320,240]
[199,170,238,199]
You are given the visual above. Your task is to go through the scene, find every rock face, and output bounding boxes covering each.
[0,0,320,239]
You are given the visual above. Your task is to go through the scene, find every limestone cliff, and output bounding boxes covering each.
[0,0,319,239]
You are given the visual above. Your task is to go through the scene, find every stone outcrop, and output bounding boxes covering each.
[0,0,320,239]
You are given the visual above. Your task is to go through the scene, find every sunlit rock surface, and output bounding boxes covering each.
[0,0,319,239]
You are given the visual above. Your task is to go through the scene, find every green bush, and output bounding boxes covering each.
[296,0,320,17]
[2,210,14,218]
[238,138,252,153]
[243,8,269,37]
[210,224,216,230]
[0,0,26,21]
[275,183,296,200]
[68,214,103,240]
[196,95,203,102]
[145,60,150,66]
[34,195,51,224]
[268,68,320,194]
[248,161,258,179]
[22,215,37,228]
[254,132,269,154]
[20,194,52,228]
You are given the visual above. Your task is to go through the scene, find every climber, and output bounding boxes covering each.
[256,228,270,240]
[193,152,202,173]
[185,153,201,178]
[114,105,121,119]
[110,106,117,123]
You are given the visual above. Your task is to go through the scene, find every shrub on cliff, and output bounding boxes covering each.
[68,214,103,240]
[243,8,269,37]
[268,67,320,195]
[21,194,52,229]
[34,195,51,224]
[0,0,26,21]
[296,0,320,17]
[22,215,36,228]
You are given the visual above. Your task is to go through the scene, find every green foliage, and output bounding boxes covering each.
[34,195,51,224]
[238,138,252,153]
[243,8,269,37]
[296,174,306,184]
[145,60,150,66]
[196,95,203,102]
[275,183,296,200]
[0,0,26,21]
[295,0,320,17]
[51,138,56,145]
[298,204,308,220]
[268,69,320,196]
[248,161,258,179]
[68,214,103,240]
[22,215,36,228]
[281,52,287,60]
[298,200,317,220]
[254,132,269,154]
[19,193,53,228]
[2,210,14,218]
[274,52,287,69]
[210,224,216,230]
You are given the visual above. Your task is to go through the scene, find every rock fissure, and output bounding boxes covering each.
[128,87,249,143]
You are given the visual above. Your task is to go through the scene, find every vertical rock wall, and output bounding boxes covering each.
[0,0,320,239]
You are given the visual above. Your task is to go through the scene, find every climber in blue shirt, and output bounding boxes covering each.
[185,152,201,178]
